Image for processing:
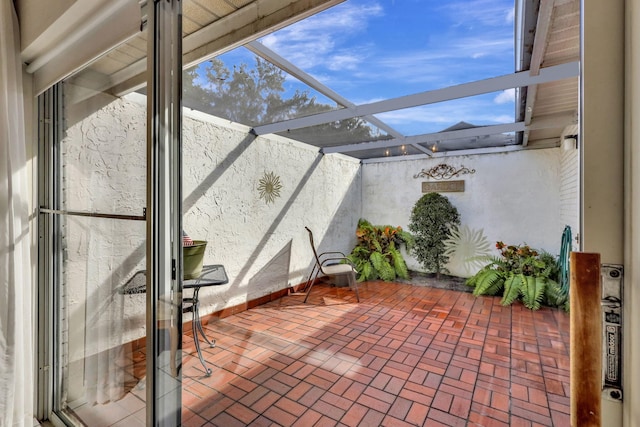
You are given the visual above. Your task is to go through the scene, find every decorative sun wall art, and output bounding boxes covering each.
[257,171,283,204]
[443,225,492,276]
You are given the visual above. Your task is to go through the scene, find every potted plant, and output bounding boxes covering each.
[183,240,208,279]
[466,241,568,310]
[347,219,414,282]
[408,192,460,278]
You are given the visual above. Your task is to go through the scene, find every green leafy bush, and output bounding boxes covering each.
[466,241,568,310]
[347,219,414,282]
[408,192,460,277]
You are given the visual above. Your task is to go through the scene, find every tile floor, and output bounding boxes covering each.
[180,281,570,426]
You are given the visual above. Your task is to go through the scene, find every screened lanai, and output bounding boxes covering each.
[57,0,579,162]
[8,0,590,426]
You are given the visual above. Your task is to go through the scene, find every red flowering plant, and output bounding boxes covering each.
[466,241,566,310]
[494,242,542,276]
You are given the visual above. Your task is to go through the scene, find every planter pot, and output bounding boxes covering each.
[183,240,207,279]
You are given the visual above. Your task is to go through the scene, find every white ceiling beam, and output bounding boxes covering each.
[323,122,527,154]
[529,110,577,129]
[102,0,345,96]
[362,146,521,164]
[411,144,433,156]
[182,0,345,68]
[245,41,349,107]
[523,0,555,146]
[25,0,134,73]
[530,0,555,76]
[524,137,562,146]
[31,0,141,95]
[324,111,576,155]
[361,139,560,164]
[252,61,579,135]
[246,41,405,138]
[363,153,429,163]
[522,84,538,146]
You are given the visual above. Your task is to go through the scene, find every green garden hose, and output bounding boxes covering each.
[559,225,572,294]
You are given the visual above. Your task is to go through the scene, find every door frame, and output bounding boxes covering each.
[145,0,184,425]
[36,1,186,424]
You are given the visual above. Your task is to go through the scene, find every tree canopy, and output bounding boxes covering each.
[183,56,384,144]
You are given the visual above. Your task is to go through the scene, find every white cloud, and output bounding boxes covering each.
[327,53,362,71]
[506,7,515,24]
[491,114,514,123]
[257,0,514,96]
[335,30,513,90]
[375,94,515,135]
[249,0,517,135]
[494,88,515,104]
[260,2,383,70]
[440,0,515,27]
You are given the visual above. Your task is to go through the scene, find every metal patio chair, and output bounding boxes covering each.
[303,226,359,303]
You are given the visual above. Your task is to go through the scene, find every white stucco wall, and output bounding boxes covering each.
[180,105,362,312]
[362,149,565,277]
[62,91,363,377]
[560,143,579,250]
[62,90,148,402]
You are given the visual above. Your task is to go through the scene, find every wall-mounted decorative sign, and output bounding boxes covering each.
[413,164,476,180]
[422,180,465,193]
[257,171,283,204]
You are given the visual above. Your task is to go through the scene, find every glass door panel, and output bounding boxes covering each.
[37,19,172,425]
[55,74,149,424]
[61,217,147,425]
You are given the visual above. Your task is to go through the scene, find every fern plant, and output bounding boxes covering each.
[347,219,414,282]
[466,242,567,310]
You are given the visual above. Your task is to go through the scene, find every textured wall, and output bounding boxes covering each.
[61,90,572,394]
[180,106,362,312]
[62,92,362,359]
[62,90,149,402]
[560,145,579,250]
[362,149,566,277]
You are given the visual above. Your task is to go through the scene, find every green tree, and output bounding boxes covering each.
[182,56,384,143]
[183,67,215,113]
[408,192,461,277]
[184,57,328,125]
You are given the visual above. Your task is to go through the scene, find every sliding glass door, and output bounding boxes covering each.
[38,2,184,425]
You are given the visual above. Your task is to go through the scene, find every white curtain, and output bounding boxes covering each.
[83,228,126,405]
[0,1,35,426]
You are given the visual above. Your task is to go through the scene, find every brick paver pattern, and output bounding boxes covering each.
[181,281,570,427]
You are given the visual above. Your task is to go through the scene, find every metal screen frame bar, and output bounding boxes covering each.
[146,0,184,425]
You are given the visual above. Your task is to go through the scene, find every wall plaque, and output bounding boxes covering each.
[422,180,465,193]
[414,164,475,180]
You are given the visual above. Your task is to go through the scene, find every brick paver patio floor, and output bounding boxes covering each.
[180,281,571,427]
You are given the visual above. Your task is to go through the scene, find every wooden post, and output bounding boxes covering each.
[570,252,602,426]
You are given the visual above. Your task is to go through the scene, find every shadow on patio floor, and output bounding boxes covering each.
[181,280,570,426]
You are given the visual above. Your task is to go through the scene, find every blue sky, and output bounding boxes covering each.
[205,0,516,135]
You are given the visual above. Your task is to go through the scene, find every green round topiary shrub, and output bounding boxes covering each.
[409,192,460,278]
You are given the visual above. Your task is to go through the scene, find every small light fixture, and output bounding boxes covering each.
[431,142,438,152]
[562,135,577,151]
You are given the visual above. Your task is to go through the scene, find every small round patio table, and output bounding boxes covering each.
[183,264,229,376]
